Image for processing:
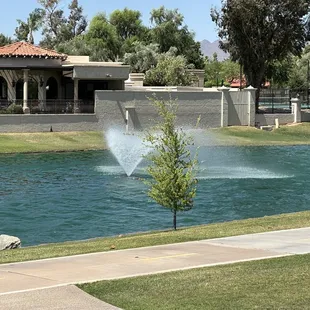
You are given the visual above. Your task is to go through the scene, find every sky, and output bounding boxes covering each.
[1,0,222,44]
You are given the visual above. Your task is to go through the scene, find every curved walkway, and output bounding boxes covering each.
[0,227,309,309]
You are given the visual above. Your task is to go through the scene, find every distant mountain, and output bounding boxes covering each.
[200,39,229,60]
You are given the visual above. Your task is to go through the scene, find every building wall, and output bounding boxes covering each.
[0,114,99,133]
[95,90,223,131]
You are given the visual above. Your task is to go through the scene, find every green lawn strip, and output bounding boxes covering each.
[0,132,105,153]
[212,123,310,145]
[79,254,310,310]
[1,124,310,154]
[1,211,309,264]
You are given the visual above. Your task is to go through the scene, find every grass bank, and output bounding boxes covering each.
[1,211,309,264]
[80,253,310,310]
[1,124,310,154]
[0,131,105,153]
[214,123,310,145]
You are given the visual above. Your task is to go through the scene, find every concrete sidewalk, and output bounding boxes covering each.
[0,227,309,309]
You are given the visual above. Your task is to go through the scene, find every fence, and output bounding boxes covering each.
[258,88,291,113]
[0,99,95,114]
[258,88,310,114]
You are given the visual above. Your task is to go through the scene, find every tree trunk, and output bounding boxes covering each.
[173,210,177,230]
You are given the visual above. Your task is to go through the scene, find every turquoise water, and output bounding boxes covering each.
[0,146,309,246]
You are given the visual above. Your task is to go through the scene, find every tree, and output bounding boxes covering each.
[150,6,205,69]
[204,53,240,87]
[15,8,44,44]
[123,42,159,73]
[110,8,145,41]
[144,98,198,230]
[0,34,13,47]
[110,8,150,55]
[61,0,87,41]
[144,48,196,86]
[38,0,87,48]
[211,0,310,109]
[86,13,121,61]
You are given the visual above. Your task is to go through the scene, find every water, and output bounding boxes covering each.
[0,145,309,246]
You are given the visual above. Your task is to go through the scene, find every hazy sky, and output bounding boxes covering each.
[1,0,222,43]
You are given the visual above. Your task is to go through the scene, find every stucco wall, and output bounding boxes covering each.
[0,114,99,133]
[255,113,294,126]
[95,90,223,130]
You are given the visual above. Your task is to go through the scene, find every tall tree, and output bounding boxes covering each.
[61,0,87,41]
[144,98,198,230]
[110,8,145,41]
[38,0,87,48]
[15,8,44,44]
[110,8,150,55]
[211,0,310,109]
[86,13,121,61]
[150,6,205,69]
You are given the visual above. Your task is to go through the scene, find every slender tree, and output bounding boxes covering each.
[144,98,198,230]
[15,8,44,44]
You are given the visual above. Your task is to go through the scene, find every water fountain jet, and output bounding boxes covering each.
[106,128,151,176]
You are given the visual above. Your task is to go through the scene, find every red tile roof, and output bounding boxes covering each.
[0,42,67,60]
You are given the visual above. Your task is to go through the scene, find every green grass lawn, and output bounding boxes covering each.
[213,123,310,145]
[0,131,105,153]
[80,253,310,310]
[1,124,310,154]
[1,211,309,264]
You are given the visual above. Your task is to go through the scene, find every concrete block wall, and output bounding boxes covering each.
[0,114,99,133]
[95,90,224,131]
[301,111,310,122]
[255,114,294,126]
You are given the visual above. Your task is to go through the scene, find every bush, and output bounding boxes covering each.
[31,106,41,114]
[6,104,24,114]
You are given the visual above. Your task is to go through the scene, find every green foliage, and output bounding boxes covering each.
[144,98,198,230]
[110,8,145,41]
[150,6,204,69]
[265,57,294,88]
[0,34,13,47]
[123,42,159,73]
[287,46,310,89]
[15,8,44,44]
[38,0,87,49]
[212,0,310,107]
[204,53,240,87]
[144,48,195,86]
[6,104,23,114]
[86,13,121,61]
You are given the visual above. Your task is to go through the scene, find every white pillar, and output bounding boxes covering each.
[73,78,79,113]
[291,98,301,123]
[245,85,257,127]
[217,86,230,127]
[23,69,30,114]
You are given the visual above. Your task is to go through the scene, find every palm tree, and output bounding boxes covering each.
[15,9,44,44]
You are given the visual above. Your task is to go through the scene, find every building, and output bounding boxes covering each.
[0,42,130,113]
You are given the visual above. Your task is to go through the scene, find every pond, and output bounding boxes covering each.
[0,145,309,246]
